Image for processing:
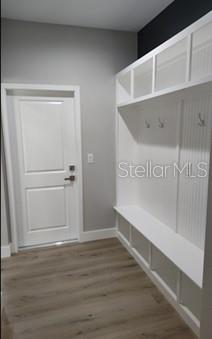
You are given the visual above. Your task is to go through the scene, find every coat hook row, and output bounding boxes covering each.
[198,113,205,127]
[144,114,206,128]
[144,118,166,128]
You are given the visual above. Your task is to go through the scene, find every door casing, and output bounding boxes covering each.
[1,83,83,253]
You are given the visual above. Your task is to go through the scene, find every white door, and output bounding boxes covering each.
[14,96,80,247]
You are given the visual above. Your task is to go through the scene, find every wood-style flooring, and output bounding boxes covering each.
[1,238,196,339]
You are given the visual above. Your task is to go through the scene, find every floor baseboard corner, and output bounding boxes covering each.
[1,244,11,258]
[80,227,116,242]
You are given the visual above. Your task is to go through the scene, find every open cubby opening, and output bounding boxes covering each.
[131,227,149,264]
[191,21,212,81]
[117,71,131,104]
[179,273,202,321]
[151,245,178,295]
[133,58,153,98]
[156,38,187,91]
[118,215,130,242]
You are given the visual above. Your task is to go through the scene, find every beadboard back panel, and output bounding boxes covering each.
[137,98,180,231]
[177,94,212,249]
[117,109,141,206]
[191,21,212,81]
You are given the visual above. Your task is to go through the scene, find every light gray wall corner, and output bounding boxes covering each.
[1,19,137,233]
[200,140,212,339]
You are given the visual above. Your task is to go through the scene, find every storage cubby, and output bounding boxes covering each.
[118,215,130,242]
[133,58,153,98]
[180,273,202,321]
[191,21,212,81]
[116,71,131,104]
[131,227,149,264]
[151,246,178,295]
[155,38,187,91]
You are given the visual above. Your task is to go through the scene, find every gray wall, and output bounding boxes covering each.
[1,18,137,240]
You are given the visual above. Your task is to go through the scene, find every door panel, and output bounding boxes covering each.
[15,96,79,247]
[21,101,65,172]
[26,187,66,230]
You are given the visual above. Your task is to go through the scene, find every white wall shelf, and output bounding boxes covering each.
[115,11,212,337]
[116,11,212,109]
[117,75,212,109]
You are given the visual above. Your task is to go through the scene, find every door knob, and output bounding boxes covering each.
[64,175,75,182]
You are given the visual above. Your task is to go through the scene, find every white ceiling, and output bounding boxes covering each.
[1,0,175,32]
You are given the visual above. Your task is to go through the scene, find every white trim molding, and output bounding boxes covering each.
[1,244,11,258]
[80,228,116,242]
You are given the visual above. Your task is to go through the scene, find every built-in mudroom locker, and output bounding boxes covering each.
[115,12,212,337]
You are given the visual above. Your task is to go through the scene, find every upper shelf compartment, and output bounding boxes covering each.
[116,11,212,108]
[155,38,187,91]
[133,58,153,98]
[116,70,131,105]
[191,21,212,81]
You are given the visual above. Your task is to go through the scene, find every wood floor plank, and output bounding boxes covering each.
[2,239,197,339]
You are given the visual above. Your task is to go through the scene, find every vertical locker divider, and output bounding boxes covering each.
[152,55,156,94]
[186,33,193,82]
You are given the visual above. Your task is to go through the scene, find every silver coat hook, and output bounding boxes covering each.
[198,113,205,127]
[158,117,164,128]
[145,120,150,128]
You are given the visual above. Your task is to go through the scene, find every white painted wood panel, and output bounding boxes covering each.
[155,38,187,91]
[133,58,153,98]
[14,96,79,247]
[116,12,212,109]
[117,108,141,206]
[27,187,66,230]
[20,101,64,172]
[180,273,202,320]
[137,98,179,231]
[177,94,212,249]
[191,21,212,81]
[131,227,150,264]
[117,71,131,105]
[151,245,178,294]
[118,215,130,242]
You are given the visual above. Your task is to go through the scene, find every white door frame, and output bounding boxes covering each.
[1,83,83,253]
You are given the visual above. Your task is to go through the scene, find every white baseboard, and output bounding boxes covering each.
[80,227,116,242]
[1,244,11,258]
